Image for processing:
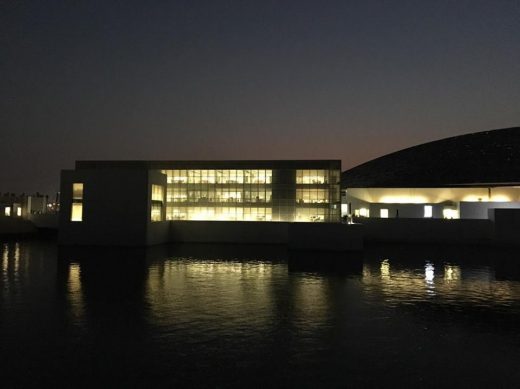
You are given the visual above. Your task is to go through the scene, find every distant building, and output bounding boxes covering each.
[342,127,520,219]
[59,160,342,246]
[1,193,49,218]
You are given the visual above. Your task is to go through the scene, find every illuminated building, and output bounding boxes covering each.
[342,127,520,219]
[59,160,343,246]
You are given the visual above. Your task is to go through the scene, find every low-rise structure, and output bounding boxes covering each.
[59,160,343,246]
[342,127,520,220]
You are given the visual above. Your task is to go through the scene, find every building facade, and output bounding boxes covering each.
[343,186,520,220]
[59,160,341,246]
[341,127,520,220]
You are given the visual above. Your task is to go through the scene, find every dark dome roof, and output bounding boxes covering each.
[342,127,520,187]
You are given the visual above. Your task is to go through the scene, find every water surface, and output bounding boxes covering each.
[1,240,520,387]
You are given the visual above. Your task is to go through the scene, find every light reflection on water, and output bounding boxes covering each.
[1,240,520,387]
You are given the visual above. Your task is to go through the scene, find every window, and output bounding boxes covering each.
[71,203,83,222]
[380,209,389,218]
[151,185,164,221]
[151,185,164,202]
[443,208,459,219]
[72,183,83,200]
[16,207,22,217]
[5,207,11,217]
[71,183,84,222]
[359,208,369,217]
[296,170,327,184]
[296,188,329,204]
[424,205,432,218]
[151,204,162,222]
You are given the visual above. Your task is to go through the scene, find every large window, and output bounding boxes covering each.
[162,167,339,222]
[151,204,162,222]
[295,207,327,222]
[296,170,328,184]
[71,183,83,222]
[296,188,329,204]
[151,184,164,221]
[164,169,273,185]
[151,185,164,202]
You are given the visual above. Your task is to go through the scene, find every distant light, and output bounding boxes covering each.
[379,195,429,204]
[443,208,459,219]
[380,259,390,278]
[425,263,435,283]
[444,265,461,282]
[491,195,510,202]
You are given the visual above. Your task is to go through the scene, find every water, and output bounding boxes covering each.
[1,239,520,387]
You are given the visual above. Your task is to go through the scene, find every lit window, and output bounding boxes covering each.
[359,208,369,217]
[72,183,83,200]
[380,209,389,218]
[71,183,84,222]
[71,203,83,222]
[151,185,164,202]
[5,207,11,217]
[16,208,22,217]
[424,205,432,218]
[443,208,459,219]
[151,204,162,222]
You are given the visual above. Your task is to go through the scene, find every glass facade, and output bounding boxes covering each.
[161,167,340,222]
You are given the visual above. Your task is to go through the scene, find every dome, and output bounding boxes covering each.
[342,127,520,188]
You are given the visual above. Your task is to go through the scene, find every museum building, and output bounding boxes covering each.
[59,160,342,246]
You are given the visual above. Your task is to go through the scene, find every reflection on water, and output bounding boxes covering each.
[1,240,520,387]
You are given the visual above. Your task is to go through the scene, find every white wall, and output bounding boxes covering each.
[460,201,520,219]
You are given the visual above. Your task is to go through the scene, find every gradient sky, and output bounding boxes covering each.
[1,0,520,194]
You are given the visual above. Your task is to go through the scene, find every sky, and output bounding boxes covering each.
[1,0,519,194]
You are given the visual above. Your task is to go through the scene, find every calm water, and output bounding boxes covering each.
[1,239,520,388]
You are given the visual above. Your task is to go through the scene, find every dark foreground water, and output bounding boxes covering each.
[1,240,520,388]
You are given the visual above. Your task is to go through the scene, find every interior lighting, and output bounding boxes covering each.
[425,263,435,283]
[71,203,83,222]
[442,208,459,219]
[379,195,428,204]
[490,195,510,202]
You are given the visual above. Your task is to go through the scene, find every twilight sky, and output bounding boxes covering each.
[1,0,520,194]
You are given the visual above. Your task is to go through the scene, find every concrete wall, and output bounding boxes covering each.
[59,169,151,246]
[355,218,494,244]
[169,220,363,250]
[0,216,37,236]
[460,201,520,219]
[169,220,290,244]
[288,222,363,251]
[347,187,520,203]
[367,203,448,219]
[490,208,520,246]
[29,213,58,229]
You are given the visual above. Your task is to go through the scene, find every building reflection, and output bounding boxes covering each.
[362,245,520,307]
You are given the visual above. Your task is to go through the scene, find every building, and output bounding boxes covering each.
[342,127,520,220]
[59,160,342,246]
[1,193,49,218]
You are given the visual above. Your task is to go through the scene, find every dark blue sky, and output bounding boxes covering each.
[1,0,519,193]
